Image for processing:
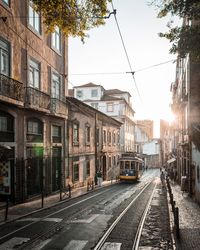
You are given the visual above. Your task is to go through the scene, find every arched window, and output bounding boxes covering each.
[27,118,43,142]
[0,111,14,142]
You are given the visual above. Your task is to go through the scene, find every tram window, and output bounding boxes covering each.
[131,161,135,169]
[120,161,124,169]
[125,161,130,169]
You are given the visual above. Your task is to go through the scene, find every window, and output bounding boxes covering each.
[76,90,82,98]
[96,128,99,145]
[0,116,7,131]
[86,160,90,176]
[52,72,61,99]
[29,58,40,89]
[29,1,41,34]
[52,26,61,52]
[0,38,10,76]
[73,123,79,144]
[27,118,43,142]
[0,111,14,142]
[107,103,113,112]
[85,124,90,144]
[27,119,42,135]
[2,0,9,6]
[91,89,97,97]
[112,132,116,145]
[73,157,79,182]
[91,103,98,109]
[107,131,111,144]
[52,125,61,143]
[103,130,106,144]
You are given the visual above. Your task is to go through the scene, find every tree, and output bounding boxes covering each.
[151,0,200,61]
[32,0,111,41]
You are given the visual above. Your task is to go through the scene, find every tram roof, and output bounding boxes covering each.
[118,156,144,162]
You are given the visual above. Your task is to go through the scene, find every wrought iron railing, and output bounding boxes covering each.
[25,87,50,110]
[50,98,67,116]
[0,73,24,102]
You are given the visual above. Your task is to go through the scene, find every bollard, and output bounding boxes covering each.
[4,197,9,221]
[68,184,71,198]
[175,207,180,239]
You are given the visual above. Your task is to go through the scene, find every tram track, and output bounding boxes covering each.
[94,180,157,250]
[0,172,158,250]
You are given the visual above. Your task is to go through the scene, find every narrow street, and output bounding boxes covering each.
[0,169,173,250]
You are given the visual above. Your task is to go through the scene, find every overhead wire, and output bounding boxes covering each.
[70,59,176,76]
[111,1,142,102]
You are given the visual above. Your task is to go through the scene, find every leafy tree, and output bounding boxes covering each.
[151,0,200,61]
[32,0,111,41]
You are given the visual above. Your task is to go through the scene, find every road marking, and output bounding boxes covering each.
[63,240,88,250]
[0,237,30,249]
[17,217,62,223]
[32,239,52,250]
[70,214,99,224]
[101,242,121,250]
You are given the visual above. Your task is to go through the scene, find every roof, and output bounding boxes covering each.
[105,89,131,96]
[66,96,122,127]
[101,94,121,101]
[73,82,103,88]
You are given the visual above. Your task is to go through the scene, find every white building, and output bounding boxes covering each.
[142,139,161,168]
[71,83,136,153]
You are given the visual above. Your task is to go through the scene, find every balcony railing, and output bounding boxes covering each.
[0,73,24,102]
[25,87,50,111]
[51,98,67,116]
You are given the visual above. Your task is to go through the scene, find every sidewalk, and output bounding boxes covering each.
[169,182,200,250]
[0,180,114,224]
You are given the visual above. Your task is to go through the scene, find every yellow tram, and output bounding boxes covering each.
[118,152,144,182]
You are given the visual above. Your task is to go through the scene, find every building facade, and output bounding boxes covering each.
[70,82,135,154]
[66,97,121,188]
[0,0,68,202]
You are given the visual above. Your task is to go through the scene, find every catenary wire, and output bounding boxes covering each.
[111,1,142,102]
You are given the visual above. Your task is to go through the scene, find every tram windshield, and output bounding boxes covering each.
[125,161,129,169]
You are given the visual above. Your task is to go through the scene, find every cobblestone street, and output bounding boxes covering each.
[170,183,200,250]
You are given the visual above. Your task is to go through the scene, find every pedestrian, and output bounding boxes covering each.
[97,170,102,187]
[160,170,165,186]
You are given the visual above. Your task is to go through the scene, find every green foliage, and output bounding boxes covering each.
[151,0,200,61]
[32,0,111,41]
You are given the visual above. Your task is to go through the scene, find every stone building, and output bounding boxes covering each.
[70,82,135,153]
[0,1,68,202]
[66,97,122,188]
[171,33,200,202]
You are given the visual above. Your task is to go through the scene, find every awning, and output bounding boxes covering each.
[167,158,176,164]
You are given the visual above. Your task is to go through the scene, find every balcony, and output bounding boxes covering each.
[25,87,50,112]
[50,98,68,117]
[0,73,24,105]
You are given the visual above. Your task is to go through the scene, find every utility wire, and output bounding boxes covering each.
[111,1,142,102]
[70,59,176,76]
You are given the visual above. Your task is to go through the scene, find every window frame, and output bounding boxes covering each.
[0,37,10,76]
[29,57,40,89]
[52,72,62,99]
[85,123,91,144]
[52,125,61,143]
[28,0,41,34]
[73,122,79,145]
[52,26,61,53]
[107,102,114,112]
[91,89,98,97]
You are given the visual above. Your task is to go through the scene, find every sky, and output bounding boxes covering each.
[68,0,179,137]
